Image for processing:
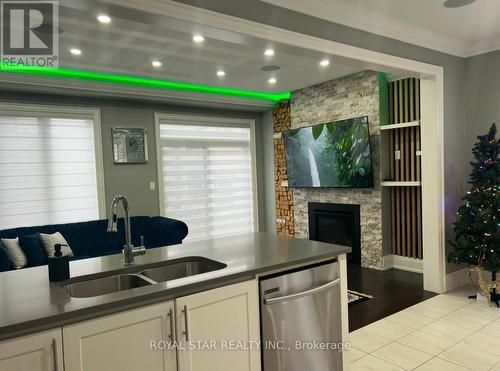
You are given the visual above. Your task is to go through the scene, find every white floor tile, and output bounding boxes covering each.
[350,354,405,371]
[444,285,475,298]
[457,302,500,321]
[347,285,499,371]
[490,361,500,370]
[439,342,500,371]
[397,329,457,356]
[349,328,393,353]
[347,346,367,362]
[413,357,471,371]
[372,342,433,370]
[425,294,470,311]
[385,310,435,330]
[362,318,414,341]
[461,332,500,357]
[477,318,500,338]
[439,310,492,331]
[420,319,474,341]
[405,301,454,320]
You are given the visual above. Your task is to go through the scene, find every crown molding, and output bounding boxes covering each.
[0,73,274,111]
[261,0,498,58]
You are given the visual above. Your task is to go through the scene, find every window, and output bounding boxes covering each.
[0,104,104,229]
[156,115,257,242]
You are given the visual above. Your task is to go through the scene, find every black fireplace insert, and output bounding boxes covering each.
[308,202,361,265]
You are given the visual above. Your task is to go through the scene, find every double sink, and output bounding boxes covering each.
[64,257,227,298]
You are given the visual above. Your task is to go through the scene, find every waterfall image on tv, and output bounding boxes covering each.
[283,116,374,188]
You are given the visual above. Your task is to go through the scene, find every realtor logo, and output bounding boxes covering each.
[1,0,59,67]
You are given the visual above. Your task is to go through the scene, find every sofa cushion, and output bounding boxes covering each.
[0,237,28,269]
[0,216,188,270]
[0,244,11,272]
[39,232,73,257]
[150,216,189,247]
[19,234,47,267]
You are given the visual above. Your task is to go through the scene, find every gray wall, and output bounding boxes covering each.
[100,107,160,216]
[466,50,500,151]
[0,92,271,230]
[179,0,470,272]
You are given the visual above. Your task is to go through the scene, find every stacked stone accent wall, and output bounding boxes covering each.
[272,103,294,236]
[290,71,383,269]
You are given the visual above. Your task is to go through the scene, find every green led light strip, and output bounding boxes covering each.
[0,64,291,102]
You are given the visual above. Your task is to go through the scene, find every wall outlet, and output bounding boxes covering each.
[395,150,401,160]
[149,181,156,191]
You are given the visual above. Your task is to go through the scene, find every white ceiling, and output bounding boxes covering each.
[262,0,500,57]
[1,1,366,99]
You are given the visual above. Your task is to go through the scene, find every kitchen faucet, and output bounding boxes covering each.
[107,195,146,265]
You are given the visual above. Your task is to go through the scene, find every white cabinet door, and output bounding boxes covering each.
[0,329,63,371]
[63,301,176,371]
[176,280,261,371]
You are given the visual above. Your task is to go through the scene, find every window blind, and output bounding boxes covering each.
[159,122,255,242]
[0,113,100,229]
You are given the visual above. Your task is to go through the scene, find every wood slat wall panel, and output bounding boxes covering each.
[416,128,421,182]
[389,82,394,125]
[390,186,422,258]
[387,78,423,259]
[390,131,395,179]
[395,187,401,256]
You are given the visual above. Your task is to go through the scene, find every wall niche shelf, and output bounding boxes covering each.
[381,181,421,187]
[380,120,420,130]
[380,77,423,261]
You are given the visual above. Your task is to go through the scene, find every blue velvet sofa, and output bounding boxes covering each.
[0,216,188,272]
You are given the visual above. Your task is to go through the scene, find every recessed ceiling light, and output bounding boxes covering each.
[193,35,205,43]
[268,77,277,84]
[97,14,111,24]
[152,60,162,68]
[264,48,275,56]
[70,48,82,56]
[443,0,476,8]
[216,70,226,77]
[319,59,330,67]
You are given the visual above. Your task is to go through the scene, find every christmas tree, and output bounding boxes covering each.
[448,124,499,304]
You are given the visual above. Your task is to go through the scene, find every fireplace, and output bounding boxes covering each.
[308,202,361,265]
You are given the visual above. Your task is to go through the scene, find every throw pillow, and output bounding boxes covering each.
[39,232,74,258]
[0,237,28,269]
[19,233,47,267]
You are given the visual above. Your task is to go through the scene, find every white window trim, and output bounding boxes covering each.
[154,112,259,232]
[0,102,106,219]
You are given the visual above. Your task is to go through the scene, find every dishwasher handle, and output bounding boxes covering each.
[264,278,340,305]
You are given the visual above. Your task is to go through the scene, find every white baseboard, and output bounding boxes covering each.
[383,255,423,274]
[445,267,469,291]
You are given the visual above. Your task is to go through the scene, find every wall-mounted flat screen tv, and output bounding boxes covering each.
[283,116,374,188]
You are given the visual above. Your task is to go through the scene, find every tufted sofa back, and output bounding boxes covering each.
[0,216,188,271]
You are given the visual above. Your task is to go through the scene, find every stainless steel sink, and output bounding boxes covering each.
[63,257,227,298]
[64,274,153,298]
[140,258,227,283]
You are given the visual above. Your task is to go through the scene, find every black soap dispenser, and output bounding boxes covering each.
[48,243,70,282]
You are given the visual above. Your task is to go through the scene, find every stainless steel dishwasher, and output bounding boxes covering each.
[260,260,343,371]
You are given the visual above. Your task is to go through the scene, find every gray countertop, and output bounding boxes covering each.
[0,232,350,341]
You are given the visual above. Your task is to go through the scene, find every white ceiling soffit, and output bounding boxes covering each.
[0,0,370,108]
[262,0,500,58]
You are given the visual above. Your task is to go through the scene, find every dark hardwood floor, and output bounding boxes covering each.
[347,264,436,332]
